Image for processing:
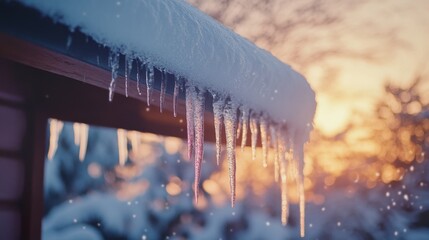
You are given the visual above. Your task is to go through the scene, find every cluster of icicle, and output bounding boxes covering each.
[47,120,89,162]
[191,89,306,237]
[47,120,140,168]
[107,52,307,237]
[108,52,182,117]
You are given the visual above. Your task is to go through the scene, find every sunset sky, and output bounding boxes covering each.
[307,0,429,135]
[192,0,429,135]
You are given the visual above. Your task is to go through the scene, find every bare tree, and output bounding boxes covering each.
[188,0,404,72]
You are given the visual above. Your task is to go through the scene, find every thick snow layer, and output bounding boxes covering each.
[20,0,316,131]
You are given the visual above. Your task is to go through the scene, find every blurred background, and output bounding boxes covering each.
[42,0,429,239]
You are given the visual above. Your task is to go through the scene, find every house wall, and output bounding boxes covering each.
[0,59,48,240]
[0,60,28,240]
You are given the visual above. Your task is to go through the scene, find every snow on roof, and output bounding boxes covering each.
[19,0,316,134]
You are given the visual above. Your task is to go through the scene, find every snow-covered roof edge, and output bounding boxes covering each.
[20,0,316,136]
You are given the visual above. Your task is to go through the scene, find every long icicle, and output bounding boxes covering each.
[250,112,259,161]
[125,55,133,98]
[146,64,154,106]
[136,59,142,95]
[192,87,205,204]
[270,124,279,182]
[293,133,306,238]
[277,129,288,226]
[185,84,196,161]
[78,123,89,161]
[173,76,180,117]
[240,106,249,151]
[211,91,225,166]
[160,70,167,113]
[223,100,238,207]
[108,51,119,102]
[260,114,269,168]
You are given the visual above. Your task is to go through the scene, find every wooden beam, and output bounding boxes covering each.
[0,33,216,141]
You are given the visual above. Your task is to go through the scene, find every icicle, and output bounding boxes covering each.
[185,84,196,161]
[270,125,279,182]
[146,64,154,106]
[124,55,133,98]
[78,123,89,161]
[280,165,289,226]
[173,76,180,117]
[236,107,242,139]
[73,123,89,161]
[259,114,269,168]
[287,133,298,181]
[277,131,288,226]
[108,51,119,102]
[211,91,225,166]
[136,60,142,95]
[47,119,64,160]
[293,134,306,238]
[160,70,167,113]
[192,87,206,204]
[240,106,249,151]
[223,100,238,207]
[117,128,128,166]
[73,123,81,146]
[250,112,259,160]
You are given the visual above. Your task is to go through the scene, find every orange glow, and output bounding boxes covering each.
[164,137,183,155]
[87,162,102,178]
[115,165,141,180]
[203,179,221,195]
[366,181,377,189]
[304,177,313,190]
[195,193,208,210]
[311,194,325,205]
[116,180,149,201]
[324,176,335,186]
[381,164,397,183]
[166,177,182,196]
